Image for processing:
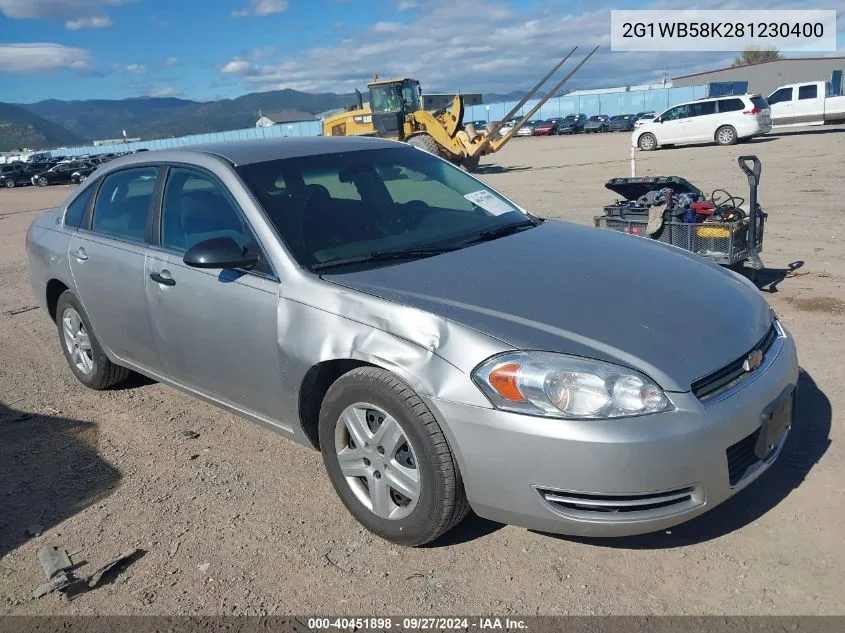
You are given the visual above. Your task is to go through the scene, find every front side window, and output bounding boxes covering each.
[370,84,403,114]
[661,105,689,121]
[159,167,267,275]
[91,167,160,242]
[236,146,530,270]
[767,87,793,105]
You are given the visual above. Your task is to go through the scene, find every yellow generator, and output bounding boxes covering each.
[321,47,598,170]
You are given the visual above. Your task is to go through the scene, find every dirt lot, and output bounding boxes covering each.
[1,128,843,616]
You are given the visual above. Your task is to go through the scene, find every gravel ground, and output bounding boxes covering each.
[1,127,843,615]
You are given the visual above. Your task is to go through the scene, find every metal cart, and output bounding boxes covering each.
[594,156,766,276]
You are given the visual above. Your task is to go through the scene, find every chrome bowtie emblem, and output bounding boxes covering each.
[743,350,764,372]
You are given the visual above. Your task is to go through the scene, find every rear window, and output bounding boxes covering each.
[717,98,744,112]
[750,96,769,110]
[64,182,97,229]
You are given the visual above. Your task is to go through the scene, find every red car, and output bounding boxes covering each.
[532,119,561,136]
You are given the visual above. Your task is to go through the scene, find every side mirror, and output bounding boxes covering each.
[183,236,259,270]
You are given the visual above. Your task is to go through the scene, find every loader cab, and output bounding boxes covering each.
[368,78,421,140]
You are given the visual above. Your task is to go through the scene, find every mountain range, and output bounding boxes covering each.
[0,88,539,152]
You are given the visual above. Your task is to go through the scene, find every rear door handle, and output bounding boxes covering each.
[150,271,176,286]
[69,247,87,261]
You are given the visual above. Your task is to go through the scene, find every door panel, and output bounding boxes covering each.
[145,165,283,421]
[145,251,283,421]
[68,232,159,370]
[654,105,689,143]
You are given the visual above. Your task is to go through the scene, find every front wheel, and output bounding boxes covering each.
[37,177,48,187]
[3,178,14,188]
[715,125,737,146]
[407,133,442,158]
[319,367,470,547]
[638,132,657,151]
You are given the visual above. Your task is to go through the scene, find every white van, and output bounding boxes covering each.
[633,94,771,151]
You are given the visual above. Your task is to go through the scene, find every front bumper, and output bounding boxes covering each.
[424,333,799,537]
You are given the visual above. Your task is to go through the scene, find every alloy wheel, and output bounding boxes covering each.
[334,403,420,520]
[62,307,94,375]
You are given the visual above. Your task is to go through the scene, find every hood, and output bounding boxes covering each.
[325,221,773,392]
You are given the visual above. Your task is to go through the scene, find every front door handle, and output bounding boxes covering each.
[150,271,176,286]
[69,247,87,261]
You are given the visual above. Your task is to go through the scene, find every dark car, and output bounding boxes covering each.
[556,113,587,134]
[532,119,561,136]
[608,114,638,132]
[2,162,53,188]
[583,115,610,133]
[31,161,96,187]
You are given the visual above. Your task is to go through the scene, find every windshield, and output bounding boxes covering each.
[236,146,532,271]
[370,80,419,114]
[610,115,627,121]
[588,116,603,121]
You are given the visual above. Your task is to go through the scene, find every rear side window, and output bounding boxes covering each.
[798,85,817,100]
[64,183,97,229]
[717,98,744,112]
[92,167,160,242]
[767,87,793,105]
[688,101,716,117]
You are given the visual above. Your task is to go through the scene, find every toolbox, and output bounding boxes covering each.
[594,156,766,273]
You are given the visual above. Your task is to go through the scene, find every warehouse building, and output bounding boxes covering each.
[672,56,845,98]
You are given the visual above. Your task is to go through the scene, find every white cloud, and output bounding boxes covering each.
[146,86,183,97]
[397,0,418,10]
[0,43,93,73]
[164,56,179,67]
[373,21,403,33]
[124,63,147,74]
[219,0,843,95]
[232,0,287,17]
[0,0,126,19]
[65,15,112,29]
[221,59,253,74]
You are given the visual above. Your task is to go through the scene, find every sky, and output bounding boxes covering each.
[0,0,842,104]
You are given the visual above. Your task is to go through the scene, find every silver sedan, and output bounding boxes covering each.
[26,136,798,546]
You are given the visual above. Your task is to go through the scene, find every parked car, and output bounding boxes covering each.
[31,161,96,186]
[499,117,521,136]
[765,81,845,127]
[608,114,638,132]
[583,115,610,133]
[634,111,657,128]
[556,113,587,134]
[2,162,52,188]
[466,120,489,133]
[516,120,538,137]
[633,94,772,151]
[26,137,798,547]
[532,119,560,136]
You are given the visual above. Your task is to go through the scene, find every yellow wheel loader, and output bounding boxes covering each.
[321,46,598,170]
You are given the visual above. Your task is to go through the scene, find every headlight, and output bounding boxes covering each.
[472,351,671,419]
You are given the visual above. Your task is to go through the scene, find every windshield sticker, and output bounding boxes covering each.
[463,190,514,216]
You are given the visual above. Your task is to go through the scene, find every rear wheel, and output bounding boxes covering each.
[55,290,131,390]
[319,367,470,547]
[638,132,657,151]
[715,125,737,146]
[3,178,14,188]
[37,177,48,187]
[460,156,480,172]
[407,133,442,157]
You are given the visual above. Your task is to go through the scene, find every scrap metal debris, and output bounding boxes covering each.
[32,545,144,600]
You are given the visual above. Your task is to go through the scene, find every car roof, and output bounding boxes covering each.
[99,136,403,169]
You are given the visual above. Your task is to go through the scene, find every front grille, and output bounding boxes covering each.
[692,323,779,402]
[537,486,700,520]
[727,428,761,486]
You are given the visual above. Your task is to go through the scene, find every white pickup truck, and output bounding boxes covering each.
[766,81,845,127]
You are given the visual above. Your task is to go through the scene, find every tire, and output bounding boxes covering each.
[3,178,14,189]
[37,177,48,187]
[55,290,131,390]
[460,155,480,172]
[407,133,442,157]
[638,132,657,151]
[715,125,737,146]
[318,366,470,547]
